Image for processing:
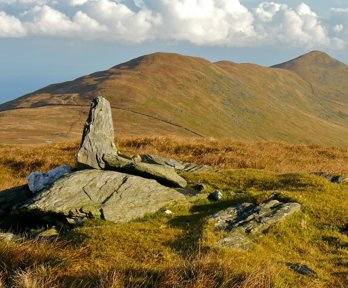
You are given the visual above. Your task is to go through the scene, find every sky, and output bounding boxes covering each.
[1,0,348,104]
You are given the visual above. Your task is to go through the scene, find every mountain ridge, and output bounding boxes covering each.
[1,50,348,146]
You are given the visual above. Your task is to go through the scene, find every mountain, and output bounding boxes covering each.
[1,51,348,146]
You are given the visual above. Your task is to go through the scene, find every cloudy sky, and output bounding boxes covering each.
[1,0,348,103]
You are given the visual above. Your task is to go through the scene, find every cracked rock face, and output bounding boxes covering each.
[13,170,187,224]
[104,153,187,188]
[77,96,117,169]
[212,199,301,249]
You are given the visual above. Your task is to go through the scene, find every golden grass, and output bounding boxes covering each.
[0,137,347,287]
[1,136,348,191]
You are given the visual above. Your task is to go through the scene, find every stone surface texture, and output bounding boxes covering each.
[212,199,301,248]
[104,154,187,188]
[27,165,71,193]
[77,96,117,169]
[14,170,187,224]
[141,154,215,174]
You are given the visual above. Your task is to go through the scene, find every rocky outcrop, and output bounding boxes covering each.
[3,96,201,227]
[212,199,301,249]
[77,96,117,169]
[13,170,187,224]
[77,96,187,188]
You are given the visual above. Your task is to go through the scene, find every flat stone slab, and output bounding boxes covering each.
[13,170,188,224]
[104,154,187,188]
[212,199,301,248]
[140,154,216,174]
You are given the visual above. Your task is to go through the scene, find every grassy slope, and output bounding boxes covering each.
[0,138,347,287]
[1,52,348,146]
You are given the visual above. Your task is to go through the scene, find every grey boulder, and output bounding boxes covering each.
[77,96,117,169]
[212,199,301,249]
[13,170,187,224]
[104,154,187,188]
[208,190,223,201]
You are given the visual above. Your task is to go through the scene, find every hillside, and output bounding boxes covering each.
[0,138,347,287]
[1,51,348,146]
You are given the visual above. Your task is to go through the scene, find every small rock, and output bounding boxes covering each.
[286,263,317,276]
[27,165,71,193]
[163,209,173,215]
[208,190,223,201]
[192,183,206,192]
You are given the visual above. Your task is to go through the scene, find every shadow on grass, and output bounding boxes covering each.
[167,195,257,258]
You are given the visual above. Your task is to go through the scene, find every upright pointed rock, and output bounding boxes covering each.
[77,96,117,169]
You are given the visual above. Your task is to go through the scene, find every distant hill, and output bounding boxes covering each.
[0,51,348,146]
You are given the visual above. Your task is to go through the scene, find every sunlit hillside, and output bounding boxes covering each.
[1,51,348,146]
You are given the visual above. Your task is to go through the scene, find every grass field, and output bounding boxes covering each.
[0,137,347,287]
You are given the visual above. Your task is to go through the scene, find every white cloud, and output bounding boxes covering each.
[152,0,256,46]
[69,0,89,6]
[0,0,348,49]
[254,3,330,48]
[0,11,26,37]
[256,2,287,22]
[82,0,161,42]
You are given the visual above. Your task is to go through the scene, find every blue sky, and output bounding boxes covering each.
[1,0,348,104]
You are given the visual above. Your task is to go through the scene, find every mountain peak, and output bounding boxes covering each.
[273,50,341,70]
[112,52,210,70]
[272,50,348,103]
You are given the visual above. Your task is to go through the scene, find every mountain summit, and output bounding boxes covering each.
[0,51,348,146]
[273,51,348,103]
